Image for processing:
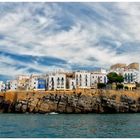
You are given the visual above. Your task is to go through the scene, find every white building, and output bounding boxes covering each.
[109,63,140,84]
[69,79,76,90]
[10,80,18,91]
[16,75,30,90]
[123,69,139,83]
[75,71,91,88]
[90,72,108,86]
[47,73,66,90]
[28,75,38,90]
[0,81,5,92]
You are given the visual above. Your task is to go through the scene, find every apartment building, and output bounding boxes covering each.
[75,71,91,89]
[47,73,66,90]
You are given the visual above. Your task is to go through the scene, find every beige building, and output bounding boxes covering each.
[123,83,136,90]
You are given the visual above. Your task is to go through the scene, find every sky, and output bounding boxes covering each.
[0,2,140,81]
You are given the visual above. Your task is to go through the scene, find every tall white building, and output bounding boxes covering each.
[0,81,5,92]
[69,79,76,90]
[47,73,66,90]
[123,69,139,83]
[75,71,91,88]
[28,75,38,90]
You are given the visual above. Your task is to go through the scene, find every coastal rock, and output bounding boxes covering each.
[1,90,140,114]
[21,104,28,113]
[129,104,138,112]
[120,95,135,104]
[15,103,22,112]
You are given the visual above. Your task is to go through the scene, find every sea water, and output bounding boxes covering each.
[0,113,140,138]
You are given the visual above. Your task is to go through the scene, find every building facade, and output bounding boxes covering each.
[69,79,76,90]
[90,73,107,85]
[47,73,66,90]
[16,75,30,90]
[75,71,91,88]
[123,69,139,83]
[10,80,18,91]
[28,75,38,90]
[37,79,46,90]
[0,81,5,92]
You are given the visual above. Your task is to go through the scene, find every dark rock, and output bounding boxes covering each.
[15,103,22,112]
[120,95,135,104]
[96,98,101,104]
[0,96,4,103]
[119,103,129,112]
[129,104,138,112]
[111,95,117,100]
[21,104,27,113]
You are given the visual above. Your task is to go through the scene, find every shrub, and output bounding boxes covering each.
[97,83,106,89]
[116,84,124,90]
[124,86,128,90]
[132,87,137,90]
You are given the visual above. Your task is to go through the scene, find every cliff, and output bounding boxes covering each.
[0,89,140,113]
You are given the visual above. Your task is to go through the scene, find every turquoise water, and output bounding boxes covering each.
[0,113,140,138]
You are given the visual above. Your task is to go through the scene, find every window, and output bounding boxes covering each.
[124,73,127,81]
[76,75,78,85]
[131,73,133,82]
[85,75,88,86]
[51,78,54,90]
[61,77,64,85]
[128,73,130,83]
[72,82,74,86]
[57,77,60,85]
[104,76,106,83]
[98,77,100,83]
[80,74,82,86]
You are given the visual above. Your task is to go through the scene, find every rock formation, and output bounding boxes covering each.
[0,89,140,113]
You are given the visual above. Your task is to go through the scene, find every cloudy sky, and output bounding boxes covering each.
[0,2,140,80]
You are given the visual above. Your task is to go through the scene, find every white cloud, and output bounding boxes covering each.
[0,3,140,79]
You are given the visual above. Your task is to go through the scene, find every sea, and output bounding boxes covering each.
[0,113,140,138]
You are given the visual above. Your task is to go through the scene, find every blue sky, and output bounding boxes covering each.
[0,2,140,81]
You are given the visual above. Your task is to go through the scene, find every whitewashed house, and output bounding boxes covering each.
[16,75,30,90]
[0,81,5,92]
[75,71,91,88]
[123,69,139,84]
[28,75,38,90]
[69,79,76,90]
[90,72,108,87]
[10,80,18,91]
[47,73,66,90]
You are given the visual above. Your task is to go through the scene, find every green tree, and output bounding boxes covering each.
[116,75,124,83]
[107,72,124,84]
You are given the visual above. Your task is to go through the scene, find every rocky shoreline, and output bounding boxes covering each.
[0,89,140,113]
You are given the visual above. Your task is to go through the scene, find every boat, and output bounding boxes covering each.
[49,112,58,115]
